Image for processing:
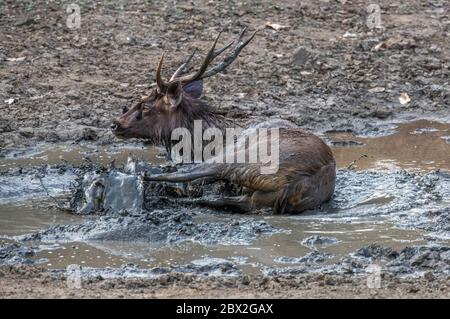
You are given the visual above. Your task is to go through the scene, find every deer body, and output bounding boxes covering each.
[143,128,335,214]
[111,29,336,214]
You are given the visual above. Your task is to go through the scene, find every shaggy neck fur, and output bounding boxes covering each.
[148,94,236,152]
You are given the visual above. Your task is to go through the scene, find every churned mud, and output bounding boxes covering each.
[0,120,449,298]
[1,0,449,298]
[0,265,448,299]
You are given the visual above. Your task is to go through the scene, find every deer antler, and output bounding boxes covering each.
[172,28,257,84]
[155,28,257,93]
[201,28,257,79]
[169,49,197,82]
[155,54,167,93]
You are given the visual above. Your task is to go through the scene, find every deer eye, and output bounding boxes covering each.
[122,105,129,114]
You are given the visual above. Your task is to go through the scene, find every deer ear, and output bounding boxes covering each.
[166,81,183,108]
[182,80,203,98]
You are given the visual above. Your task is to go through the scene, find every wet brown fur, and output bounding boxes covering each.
[112,42,336,214]
[202,129,336,213]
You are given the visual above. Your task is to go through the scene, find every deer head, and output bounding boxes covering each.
[111,28,256,146]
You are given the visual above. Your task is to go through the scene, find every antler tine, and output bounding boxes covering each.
[211,39,234,60]
[174,31,223,83]
[237,26,249,42]
[162,28,257,87]
[169,38,234,83]
[201,28,257,79]
[156,54,168,93]
[169,49,197,82]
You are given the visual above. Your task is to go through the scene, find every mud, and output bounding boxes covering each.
[17,210,279,246]
[0,164,77,204]
[0,264,447,298]
[0,153,448,299]
[0,157,448,278]
[328,120,450,171]
[0,143,165,171]
[52,257,242,278]
[1,0,449,150]
[0,118,448,282]
[1,0,449,298]
[0,242,37,265]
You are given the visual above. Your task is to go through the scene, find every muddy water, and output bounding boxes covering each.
[0,120,449,274]
[0,199,81,236]
[22,219,424,274]
[1,120,448,172]
[329,120,450,171]
[0,143,165,171]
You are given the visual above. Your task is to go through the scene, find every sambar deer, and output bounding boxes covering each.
[111,28,336,214]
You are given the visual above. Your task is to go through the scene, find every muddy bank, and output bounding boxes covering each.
[0,262,448,299]
[263,244,450,277]
[1,240,448,280]
[1,0,449,149]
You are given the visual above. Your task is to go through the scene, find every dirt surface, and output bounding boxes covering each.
[0,265,448,299]
[1,0,449,149]
[1,0,449,299]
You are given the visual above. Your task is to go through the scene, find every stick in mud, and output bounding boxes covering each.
[347,154,368,170]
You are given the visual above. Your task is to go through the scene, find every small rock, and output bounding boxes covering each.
[4,98,15,105]
[265,22,288,31]
[408,286,420,293]
[301,235,338,247]
[343,32,358,38]
[6,57,26,62]
[14,17,36,27]
[292,48,312,66]
[241,275,250,285]
[399,92,411,106]
[368,87,385,93]
[423,272,435,281]
[115,33,137,46]
[18,128,34,138]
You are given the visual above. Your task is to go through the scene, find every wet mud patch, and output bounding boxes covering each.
[54,257,241,278]
[17,210,279,247]
[0,165,77,204]
[263,244,450,278]
[1,162,447,277]
[328,120,450,171]
[0,120,448,278]
[0,142,165,171]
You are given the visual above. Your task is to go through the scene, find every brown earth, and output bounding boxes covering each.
[1,0,449,149]
[0,266,448,299]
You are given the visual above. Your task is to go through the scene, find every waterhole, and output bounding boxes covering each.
[0,120,449,275]
[329,119,450,171]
